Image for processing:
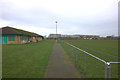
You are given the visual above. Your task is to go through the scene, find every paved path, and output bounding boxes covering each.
[44,42,81,78]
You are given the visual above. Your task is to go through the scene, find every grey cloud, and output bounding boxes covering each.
[1,0,118,37]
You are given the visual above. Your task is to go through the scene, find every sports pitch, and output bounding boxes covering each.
[61,40,119,78]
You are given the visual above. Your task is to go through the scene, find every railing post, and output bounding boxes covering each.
[84,53,86,71]
[72,47,73,56]
[108,63,111,79]
[76,49,78,64]
[105,63,108,79]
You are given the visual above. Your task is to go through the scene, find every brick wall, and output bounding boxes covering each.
[7,35,29,44]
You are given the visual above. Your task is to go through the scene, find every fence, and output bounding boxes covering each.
[61,41,120,79]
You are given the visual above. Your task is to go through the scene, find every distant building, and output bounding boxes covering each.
[60,34,100,40]
[82,35,100,40]
[48,34,61,39]
[47,34,100,40]
[0,26,43,44]
[61,35,80,38]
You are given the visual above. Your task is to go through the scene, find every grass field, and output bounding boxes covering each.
[61,40,119,78]
[2,40,55,78]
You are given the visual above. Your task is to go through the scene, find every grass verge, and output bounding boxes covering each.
[2,40,55,78]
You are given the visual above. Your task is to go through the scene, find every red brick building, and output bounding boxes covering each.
[0,26,43,44]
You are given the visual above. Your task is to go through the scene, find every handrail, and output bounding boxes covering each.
[109,62,120,64]
[64,41,107,64]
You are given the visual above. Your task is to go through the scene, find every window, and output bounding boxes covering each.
[21,36,27,41]
[24,37,27,40]
[8,36,15,41]
[0,36,2,44]
[21,36,23,41]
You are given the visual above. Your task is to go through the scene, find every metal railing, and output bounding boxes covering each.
[62,41,120,79]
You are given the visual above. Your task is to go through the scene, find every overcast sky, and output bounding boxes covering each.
[0,0,119,37]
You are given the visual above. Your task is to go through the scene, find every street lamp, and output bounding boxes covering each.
[55,21,58,40]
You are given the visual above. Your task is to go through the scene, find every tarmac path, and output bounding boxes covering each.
[44,42,82,78]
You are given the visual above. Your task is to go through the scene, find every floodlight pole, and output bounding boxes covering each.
[55,21,58,40]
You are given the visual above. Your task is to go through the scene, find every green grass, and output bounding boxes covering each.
[2,40,55,78]
[61,40,119,78]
